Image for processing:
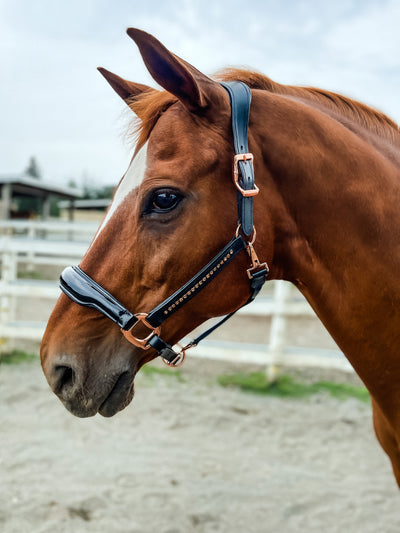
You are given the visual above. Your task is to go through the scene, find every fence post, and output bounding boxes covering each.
[0,256,7,346]
[266,280,292,381]
[0,248,17,352]
[26,221,35,272]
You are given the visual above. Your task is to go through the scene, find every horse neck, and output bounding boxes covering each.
[253,91,400,402]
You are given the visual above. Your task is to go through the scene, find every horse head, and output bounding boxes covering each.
[40,29,272,418]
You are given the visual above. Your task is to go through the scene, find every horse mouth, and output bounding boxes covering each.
[98,371,135,417]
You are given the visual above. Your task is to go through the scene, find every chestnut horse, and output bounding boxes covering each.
[41,29,400,486]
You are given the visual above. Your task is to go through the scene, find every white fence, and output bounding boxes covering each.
[0,219,98,240]
[0,221,351,372]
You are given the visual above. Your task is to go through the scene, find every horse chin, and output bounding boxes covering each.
[98,372,135,418]
[58,371,136,419]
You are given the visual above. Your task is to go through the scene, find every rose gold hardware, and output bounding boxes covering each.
[248,227,256,246]
[161,351,186,368]
[236,224,256,245]
[233,153,259,197]
[160,340,196,368]
[246,242,269,279]
[121,313,161,349]
[247,242,260,269]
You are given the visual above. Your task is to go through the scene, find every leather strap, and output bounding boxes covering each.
[146,235,246,327]
[60,265,137,330]
[59,235,246,333]
[220,81,255,236]
[147,335,177,362]
[184,252,268,350]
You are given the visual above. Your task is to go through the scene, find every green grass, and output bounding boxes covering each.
[140,364,185,382]
[0,349,38,365]
[217,372,370,403]
[17,270,44,280]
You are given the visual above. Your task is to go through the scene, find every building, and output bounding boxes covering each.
[58,199,111,222]
[0,174,83,220]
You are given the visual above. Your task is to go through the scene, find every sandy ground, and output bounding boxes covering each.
[1,357,399,533]
[2,268,399,531]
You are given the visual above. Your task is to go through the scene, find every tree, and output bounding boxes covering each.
[25,156,41,179]
[67,178,79,189]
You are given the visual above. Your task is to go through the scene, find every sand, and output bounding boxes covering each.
[1,357,399,533]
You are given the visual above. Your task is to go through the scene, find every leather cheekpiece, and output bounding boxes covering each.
[220,81,255,236]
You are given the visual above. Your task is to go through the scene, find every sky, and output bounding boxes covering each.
[1,0,399,188]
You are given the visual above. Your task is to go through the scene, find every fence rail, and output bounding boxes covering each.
[0,219,98,240]
[0,223,350,372]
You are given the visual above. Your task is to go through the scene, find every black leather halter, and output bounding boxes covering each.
[59,82,268,366]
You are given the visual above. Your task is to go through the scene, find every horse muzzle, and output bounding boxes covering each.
[42,351,136,418]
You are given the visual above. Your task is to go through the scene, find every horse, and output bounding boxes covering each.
[40,28,400,487]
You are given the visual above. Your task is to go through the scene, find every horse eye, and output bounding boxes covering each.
[151,191,180,212]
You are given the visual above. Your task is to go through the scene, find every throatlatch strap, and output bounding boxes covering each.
[220,81,255,236]
[188,256,268,349]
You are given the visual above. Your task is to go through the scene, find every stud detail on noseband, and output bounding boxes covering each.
[161,250,235,319]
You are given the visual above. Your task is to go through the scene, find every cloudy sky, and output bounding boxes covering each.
[1,0,399,187]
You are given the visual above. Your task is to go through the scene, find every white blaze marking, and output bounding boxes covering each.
[93,142,148,241]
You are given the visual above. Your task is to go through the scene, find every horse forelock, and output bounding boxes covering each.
[127,90,178,147]
[126,68,399,147]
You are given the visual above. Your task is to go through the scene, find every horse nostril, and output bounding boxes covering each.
[53,365,75,395]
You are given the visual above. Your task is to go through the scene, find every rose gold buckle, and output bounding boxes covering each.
[121,313,160,349]
[233,153,259,197]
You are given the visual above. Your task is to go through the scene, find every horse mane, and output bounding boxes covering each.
[128,68,400,146]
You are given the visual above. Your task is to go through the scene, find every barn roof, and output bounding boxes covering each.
[0,174,83,199]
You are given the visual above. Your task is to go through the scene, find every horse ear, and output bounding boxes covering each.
[97,67,152,104]
[126,28,222,114]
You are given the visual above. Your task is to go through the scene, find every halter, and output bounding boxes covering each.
[59,82,269,367]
